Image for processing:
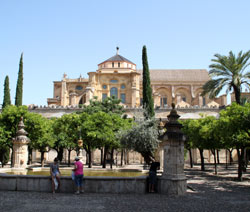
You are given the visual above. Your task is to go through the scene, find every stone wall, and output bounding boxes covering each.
[0,105,222,119]
[0,174,183,195]
[0,174,147,194]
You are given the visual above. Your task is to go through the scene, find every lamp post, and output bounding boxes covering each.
[77,127,83,160]
[77,138,83,148]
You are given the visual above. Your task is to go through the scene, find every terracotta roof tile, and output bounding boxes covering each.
[137,69,210,82]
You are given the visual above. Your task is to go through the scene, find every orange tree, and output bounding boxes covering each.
[218,103,250,181]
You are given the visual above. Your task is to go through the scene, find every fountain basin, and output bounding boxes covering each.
[0,167,150,193]
[3,168,146,177]
[0,173,147,194]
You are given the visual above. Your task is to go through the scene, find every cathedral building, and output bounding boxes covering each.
[47,48,227,107]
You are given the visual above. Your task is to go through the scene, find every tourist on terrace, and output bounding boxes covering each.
[73,156,84,194]
[50,157,61,194]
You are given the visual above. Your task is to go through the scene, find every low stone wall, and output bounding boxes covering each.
[0,174,147,194]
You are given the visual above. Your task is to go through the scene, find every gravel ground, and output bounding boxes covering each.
[0,165,249,212]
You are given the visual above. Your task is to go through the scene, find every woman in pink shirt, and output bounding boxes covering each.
[73,156,84,194]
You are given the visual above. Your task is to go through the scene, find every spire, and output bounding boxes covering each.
[116,46,119,55]
[79,74,82,82]
[15,117,30,141]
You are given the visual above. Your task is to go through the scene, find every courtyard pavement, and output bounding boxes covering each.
[0,164,250,212]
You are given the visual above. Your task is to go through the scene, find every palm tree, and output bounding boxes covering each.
[202,50,250,104]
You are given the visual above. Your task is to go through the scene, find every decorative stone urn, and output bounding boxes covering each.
[160,103,187,195]
[12,117,30,169]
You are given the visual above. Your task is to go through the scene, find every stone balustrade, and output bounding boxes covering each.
[0,104,222,111]
[0,104,222,119]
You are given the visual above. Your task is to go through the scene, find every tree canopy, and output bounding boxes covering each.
[202,50,250,104]
[15,53,23,106]
[142,45,154,118]
[2,75,11,108]
[120,116,160,164]
[218,103,250,180]
[81,96,124,115]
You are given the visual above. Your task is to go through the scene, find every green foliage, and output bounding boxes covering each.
[120,116,160,164]
[79,111,130,150]
[15,53,23,106]
[182,104,250,178]
[240,97,250,105]
[181,116,223,172]
[181,119,205,150]
[0,105,55,165]
[218,102,250,180]
[2,75,11,108]
[202,50,250,104]
[182,116,223,151]
[142,45,154,118]
[52,107,130,167]
[81,96,124,115]
[181,119,194,154]
[218,102,250,148]
[200,116,223,150]
[52,113,80,151]
[81,112,115,150]
[0,105,28,148]
[0,125,10,166]
[25,112,54,152]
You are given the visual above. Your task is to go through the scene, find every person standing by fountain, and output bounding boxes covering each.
[50,157,61,194]
[148,159,160,193]
[73,156,84,194]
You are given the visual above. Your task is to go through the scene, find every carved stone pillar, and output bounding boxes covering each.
[12,117,30,169]
[131,72,140,107]
[160,103,187,195]
[69,92,77,106]
[61,74,68,106]
[199,95,203,106]
[85,87,94,105]
[176,95,182,104]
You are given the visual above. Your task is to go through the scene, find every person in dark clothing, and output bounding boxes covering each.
[148,160,160,193]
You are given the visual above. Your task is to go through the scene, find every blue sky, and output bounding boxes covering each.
[1,0,250,106]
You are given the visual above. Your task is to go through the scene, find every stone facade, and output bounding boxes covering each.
[47,48,227,107]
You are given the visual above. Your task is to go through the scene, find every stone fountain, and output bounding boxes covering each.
[160,103,187,195]
[12,117,30,170]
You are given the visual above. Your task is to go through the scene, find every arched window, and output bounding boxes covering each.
[203,97,206,106]
[110,79,118,83]
[120,93,126,103]
[102,93,107,101]
[110,87,118,98]
[79,95,86,105]
[121,84,126,89]
[160,97,167,107]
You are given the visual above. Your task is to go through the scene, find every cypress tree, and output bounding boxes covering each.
[15,53,23,106]
[2,75,11,108]
[142,45,154,118]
